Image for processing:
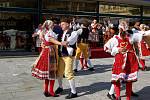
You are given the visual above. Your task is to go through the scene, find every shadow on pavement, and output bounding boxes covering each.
[61,82,111,97]
[132,86,150,100]
[121,86,150,100]
[74,64,112,76]
[145,67,150,71]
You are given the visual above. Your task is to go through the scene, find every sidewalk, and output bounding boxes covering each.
[0,48,112,59]
[0,51,38,58]
[0,57,150,100]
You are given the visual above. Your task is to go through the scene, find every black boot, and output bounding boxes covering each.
[43,92,51,97]
[55,87,63,94]
[65,92,78,99]
[107,93,116,100]
[131,91,139,97]
[74,69,78,72]
[88,67,95,71]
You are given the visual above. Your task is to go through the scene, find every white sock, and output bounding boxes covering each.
[109,84,115,95]
[69,79,76,94]
[58,77,63,88]
[87,59,93,68]
[75,60,79,69]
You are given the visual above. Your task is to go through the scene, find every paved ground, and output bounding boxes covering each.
[0,56,150,100]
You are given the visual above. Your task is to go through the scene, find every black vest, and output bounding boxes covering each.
[58,29,76,57]
[77,28,89,43]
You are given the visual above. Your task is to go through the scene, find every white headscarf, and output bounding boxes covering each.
[40,20,57,40]
[42,20,53,29]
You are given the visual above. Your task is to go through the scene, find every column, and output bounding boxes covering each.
[140,6,143,22]
[37,0,42,25]
[96,1,100,22]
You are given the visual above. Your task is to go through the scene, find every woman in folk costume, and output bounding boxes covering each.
[138,24,150,70]
[79,53,87,70]
[79,49,92,70]
[105,21,141,100]
[32,20,65,97]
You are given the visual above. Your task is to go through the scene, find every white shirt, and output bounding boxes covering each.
[62,30,67,42]
[61,29,82,56]
[132,28,139,34]
[45,29,57,42]
[104,33,143,56]
[62,29,82,45]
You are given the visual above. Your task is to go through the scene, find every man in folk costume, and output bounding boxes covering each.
[55,18,82,99]
[74,20,94,72]
[104,21,142,100]
[137,24,150,71]
[32,20,66,97]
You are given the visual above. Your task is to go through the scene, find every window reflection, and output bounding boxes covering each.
[42,0,97,12]
[143,7,150,16]
[0,0,37,8]
[0,12,33,51]
[99,5,140,16]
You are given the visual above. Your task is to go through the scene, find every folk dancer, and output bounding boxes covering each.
[55,18,82,99]
[74,20,94,72]
[32,20,66,97]
[138,24,150,70]
[104,21,142,100]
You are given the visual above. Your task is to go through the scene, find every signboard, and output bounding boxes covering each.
[0,2,10,7]
[0,20,16,27]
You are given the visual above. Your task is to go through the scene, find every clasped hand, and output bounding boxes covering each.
[118,47,127,53]
[61,41,69,47]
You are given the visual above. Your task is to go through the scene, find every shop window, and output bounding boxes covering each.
[42,0,97,12]
[143,7,150,17]
[0,0,37,8]
[99,4,140,16]
[42,0,69,10]
[0,12,33,51]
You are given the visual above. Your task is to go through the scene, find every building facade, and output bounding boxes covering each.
[0,0,150,51]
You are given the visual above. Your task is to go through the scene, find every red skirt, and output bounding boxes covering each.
[140,41,150,56]
[32,45,58,80]
[112,52,139,83]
